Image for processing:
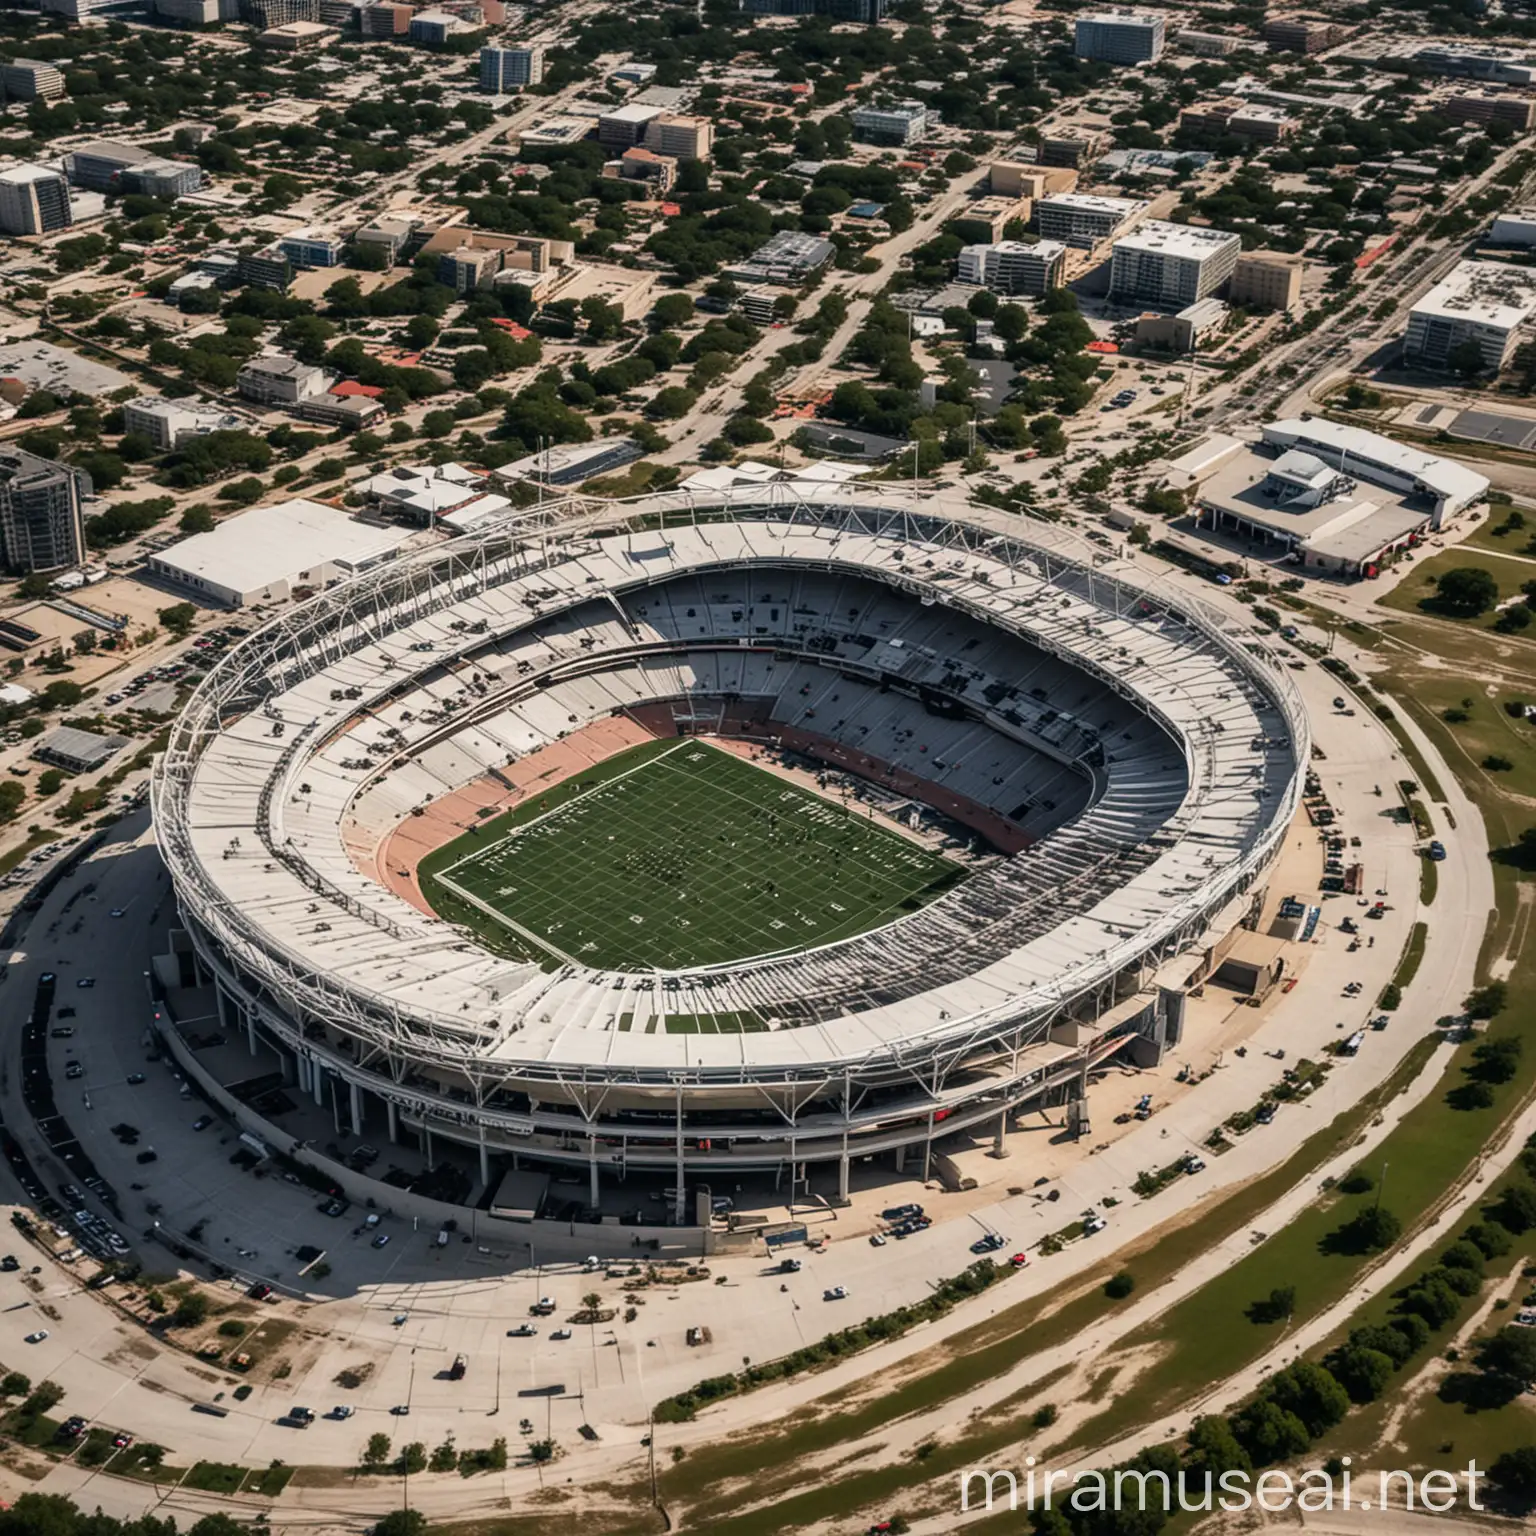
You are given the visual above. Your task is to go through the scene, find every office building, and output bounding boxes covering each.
[237,248,294,291]
[66,142,203,198]
[0,164,72,236]
[1179,98,1296,143]
[258,19,333,46]
[359,2,411,32]
[1492,208,1536,247]
[1229,250,1303,312]
[479,45,543,91]
[721,229,835,286]
[237,355,331,406]
[0,448,88,574]
[1074,10,1165,64]
[123,396,248,453]
[154,0,225,21]
[1177,29,1243,56]
[598,103,665,152]
[240,0,317,23]
[1109,221,1241,308]
[961,195,1033,243]
[316,0,355,23]
[849,100,930,146]
[278,231,346,268]
[299,392,386,430]
[740,0,888,20]
[1036,192,1146,249]
[38,0,135,19]
[1038,132,1106,170]
[1403,259,1536,372]
[437,243,504,293]
[0,59,65,102]
[1443,92,1536,131]
[989,162,1077,199]
[1262,15,1348,52]
[1134,297,1228,352]
[956,239,1067,297]
[1406,44,1536,86]
[353,215,420,262]
[643,113,713,160]
[410,9,472,42]
[607,146,676,193]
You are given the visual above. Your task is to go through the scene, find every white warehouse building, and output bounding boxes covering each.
[1403,259,1536,372]
[1109,221,1242,308]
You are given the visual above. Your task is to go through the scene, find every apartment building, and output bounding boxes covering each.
[240,0,317,24]
[1442,91,1536,131]
[359,2,412,33]
[0,59,65,101]
[849,100,930,146]
[66,141,203,197]
[1108,221,1242,307]
[988,161,1077,198]
[1177,29,1243,56]
[1035,192,1146,249]
[237,247,294,291]
[643,113,714,160]
[1262,15,1349,52]
[279,231,347,268]
[1404,259,1536,371]
[0,448,88,575]
[1038,132,1106,170]
[479,45,543,91]
[153,0,228,22]
[1179,98,1296,143]
[237,355,331,406]
[739,0,888,21]
[957,239,1068,297]
[1074,10,1165,64]
[0,164,72,236]
[1229,250,1303,312]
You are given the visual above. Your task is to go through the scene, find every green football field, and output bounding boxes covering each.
[422,739,967,972]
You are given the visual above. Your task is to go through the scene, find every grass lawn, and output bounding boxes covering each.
[242,1464,295,1496]
[1382,547,1536,633]
[1393,672,1536,803]
[0,1410,65,1451]
[183,1460,246,1494]
[423,739,965,971]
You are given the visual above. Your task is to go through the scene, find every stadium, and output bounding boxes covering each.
[151,488,1306,1223]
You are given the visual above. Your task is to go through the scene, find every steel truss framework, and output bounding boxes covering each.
[154,489,1307,1171]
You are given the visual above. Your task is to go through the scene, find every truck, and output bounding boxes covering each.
[685,1326,712,1346]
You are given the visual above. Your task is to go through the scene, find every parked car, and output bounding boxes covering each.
[25,1330,48,1343]
[823,1286,848,1301]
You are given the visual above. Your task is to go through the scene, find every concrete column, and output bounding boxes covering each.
[837,1152,850,1202]
[992,1110,1008,1159]
[280,1048,296,1087]
[673,1084,685,1226]
[479,1130,490,1188]
[424,1125,435,1170]
[386,1099,398,1144]
[215,984,233,1031]
[246,1008,257,1057]
[295,1053,310,1094]
[588,1137,599,1208]
[330,1077,343,1135]
[894,1143,907,1173]
[349,1080,363,1136]
[312,1059,324,1107]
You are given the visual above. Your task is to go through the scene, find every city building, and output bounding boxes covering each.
[353,214,421,263]
[1442,91,1536,131]
[1229,250,1304,312]
[0,449,88,574]
[495,436,644,487]
[1038,132,1106,170]
[358,2,412,33]
[34,726,129,773]
[959,195,1033,242]
[436,243,502,293]
[739,0,888,21]
[145,498,411,608]
[1176,29,1244,56]
[237,247,294,291]
[299,391,387,429]
[735,287,779,326]
[956,239,1067,297]
[988,162,1077,198]
[278,231,347,268]
[1109,221,1242,308]
[0,164,72,236]
[1492,208,1536,246]
[153,0,227,22]
[1073,10,1165,64]
[65,141,203,198]
[240,0,318,25]
[236,355,332,406]
[1035,191,1146,249]
[606,146,676,193]
[1262,15,1349,52]
[1403,259,1536,372]
[123,396,248,452]
[720,229,835,286]
[1179,98,1296,143]
[409,8,473,42]
[258,19,334,46]
[598,103,665,152]
[1406,44,1536,86]
[357,461,484,522]
[316,0,355,24]
[1134,297,1229,352]
[420,228,572,293]
[479,44,543,91]
[38,0,139,20]
[643,113,713,160]
[0,59,65,101]
[849,100,931,146]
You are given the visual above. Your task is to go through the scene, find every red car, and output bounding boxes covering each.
[1010,1252,1029,1268]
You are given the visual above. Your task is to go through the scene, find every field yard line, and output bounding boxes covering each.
[438,738,691,880]
[434,869,583,966]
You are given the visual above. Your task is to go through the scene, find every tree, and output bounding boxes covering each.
[1494,1182,1536,1234]
[397,1441,427,1475]
[1184,1414,1250,1477]
[1466,980,1508,1019]
[180,506,216,535]
[1104,1271,1135,1299]
[35,770,64,798]
[362,1432,392,1469]
[650,293,696,330]
[170,1291,209,1327]
[1448,337,1487,380]
[0,1371,31,1398]
[1325,1204,1401,1254]
[1480,1326,1536,1388]
[1330,1345,1395,1403]
[1434,565,1499,616]
[373,1514,428,1536]
[1264,1360,1350,1437]
[1231,1397,1310,1464]
[1489,1445,1536,1500]
[40,681,83,711]
[158,603,197,640]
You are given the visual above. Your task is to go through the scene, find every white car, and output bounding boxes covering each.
[25,1330,47,1343]
[869,1233,886,1247]
[823,1286,848,1301]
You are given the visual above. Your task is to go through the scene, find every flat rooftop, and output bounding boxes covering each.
[1113,219,1241,259]
[1410,258,1536,332]
[1040,192,1147,216]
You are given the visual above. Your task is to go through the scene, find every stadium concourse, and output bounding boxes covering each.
[151,488,1306,1231]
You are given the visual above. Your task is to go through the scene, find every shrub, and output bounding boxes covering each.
[1105,1272,1135,1299]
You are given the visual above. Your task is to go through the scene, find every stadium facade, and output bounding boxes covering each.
[152,489,1306,1222]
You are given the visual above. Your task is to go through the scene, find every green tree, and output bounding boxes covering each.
[0,1372,30,1398]
[1434,566,1499,616]
[373,1513,429,1536]
[158,603,197,640]
[170,1291,209,1328]
[1489,1445,1536,1500]
[397,1441,427,1475]
[1330,1345,1395,1403]
[1448,338,1487,379]
[362,1432,392,1469]
[180,506,216,535]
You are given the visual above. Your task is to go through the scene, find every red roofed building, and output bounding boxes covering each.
[488,318,533,340]
[331,380,385,398]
